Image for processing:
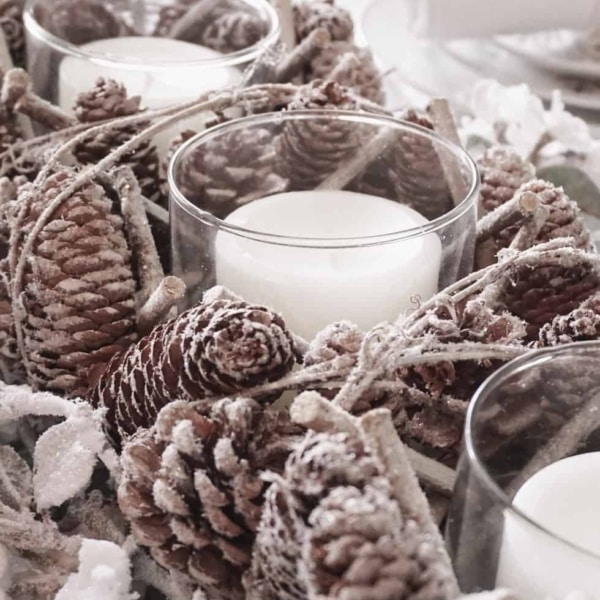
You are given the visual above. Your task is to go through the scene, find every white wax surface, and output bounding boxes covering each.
[496,453,600,599]
[58,37,242,155]
[215,190,441,339]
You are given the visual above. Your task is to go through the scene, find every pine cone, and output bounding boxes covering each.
[175,126,288,220]
[88,296,297,444]
[16,169,138,396]
[118,397,299,600]
[293,0,354,43]
[538,295,600,347]
[0,0,25,67]
[73,79,161,201]
[308,41,384,104]
[477,146,536,215]
[32,0,131,45]
[276,81,363,189]
[249,431,457,600]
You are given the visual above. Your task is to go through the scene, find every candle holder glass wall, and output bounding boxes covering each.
[24,0,279,115]
[169,110,478,339]
[447,342,600,599]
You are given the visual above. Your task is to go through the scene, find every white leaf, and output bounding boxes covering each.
[0,383,74,423]
[33,406,107,510]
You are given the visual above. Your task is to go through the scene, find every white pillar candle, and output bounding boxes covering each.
[58,37,242,155]
[215,190,442,339]
[496,453,600,599]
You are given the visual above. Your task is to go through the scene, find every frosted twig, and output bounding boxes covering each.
[167,0,220,39]
[272,0,296,49]
[477,191,542,242]
[329,53,361,83]
[275,28,331,82]
[141,196,169,224]
[137,276,186,335]
[508,202,550,252]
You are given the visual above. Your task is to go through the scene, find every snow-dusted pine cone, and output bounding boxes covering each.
[276,81,363,189]
[15,170,138,395]
[175,126,288,219]
[118,397,300,600]
[538,295,600,347]
[32,0,131,45]
[0,0,25,66]
[88,296,297,444]
[293,0,354,43]
[249,431,457,600]
[308,40,384,104]
[477,146,536,215]
[74,79,161,200]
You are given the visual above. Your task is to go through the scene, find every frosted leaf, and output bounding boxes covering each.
[544,91,594,155]
[0,446,32,511]
[0,383,74,422]
[33,405,107,510]
[55,539,136,600]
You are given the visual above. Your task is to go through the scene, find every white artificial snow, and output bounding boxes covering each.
[54,539,137,600]
[0,383,74,422]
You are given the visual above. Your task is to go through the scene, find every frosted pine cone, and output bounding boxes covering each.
[249,432,457,600]
[276,81,363,189]
[293,0,354,43]
[17,170,138,395]
[118,397,299,600]
[308,41,384,104]
[477,146,536,214]
[0,0,25,67]
[538,295,600,347]
[88,296,297,443]
[74,79,161,200]
[175,127,288,219]
[304,320,363,368]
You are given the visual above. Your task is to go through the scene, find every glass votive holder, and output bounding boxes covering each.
[447,342,600,598]
[24,0,279,113]
[168,109,478,340]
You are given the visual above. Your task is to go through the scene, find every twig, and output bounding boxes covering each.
[427,97,468,207]
[141,196,169,224]
[137,276,186,335]
[508,202,550,252]
[271,0,296,49]
[317,127,398,190]
[275,28,330,82]
[506,391,600,498]
[167,0,220,39]
[329,53,360,82]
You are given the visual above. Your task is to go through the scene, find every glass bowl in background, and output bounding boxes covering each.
[168,109,478,340]
[447,342,600,598]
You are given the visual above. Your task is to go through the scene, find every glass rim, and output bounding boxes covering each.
[23,0,281,68]
[465,341,600,562]
[167,109,480,249]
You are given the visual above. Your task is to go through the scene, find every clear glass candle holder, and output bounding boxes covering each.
[24,0,279,113]
[447,342,600,598]
[169,109,478,340]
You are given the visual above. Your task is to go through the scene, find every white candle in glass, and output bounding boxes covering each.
[215,190,442,339]
[58,37,242,154]
[496,453,600,599]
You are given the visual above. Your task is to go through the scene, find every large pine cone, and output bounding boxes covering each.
[538,294,600,347]
[74,79,161,201]
[118,397,300,600]
[16,170,138,395]
[248,431,457,600]
[88,296,297,444]
[477,146,535,215]
[276,81,363,189]
[0,0,25,67]
[293,0,354,43]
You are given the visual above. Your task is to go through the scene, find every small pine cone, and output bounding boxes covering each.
[17,170,138,395]
[249,432,457,600]
[118,397,299,600]
[304,320,363,368]
[73,79,161,200]
[32,0,132,45]
[276,81,363,189]
[477,146,536,215]
[0,0,25,67]
[538,295,600,347]
[201,11,268,53]
[293,0,354,43]
[175,127,288,219]
[308,41,384,104]
[88,297,297,444]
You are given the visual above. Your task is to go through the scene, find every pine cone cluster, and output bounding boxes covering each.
[477,146,536,215]
[0,0,25,67]
[276,81,363,189]
[249,431,457,600]
[73,78,161,201]
[88,296,297,444]
[14,169,138,396]
[118,397,300,600]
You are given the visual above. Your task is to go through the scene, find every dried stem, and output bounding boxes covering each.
[141,196,169,224]
[427,97,467,206]
[167,0,220,39]
[275,28,331,82]
[329,53,361,82]
[137,276,186,335]
[508,202,550,251]
[272,0,296,49]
